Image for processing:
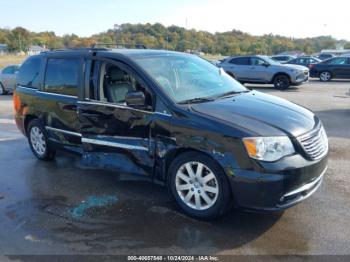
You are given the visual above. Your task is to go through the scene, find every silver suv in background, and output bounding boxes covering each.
[219,55,309,90]
[0,64,20,95]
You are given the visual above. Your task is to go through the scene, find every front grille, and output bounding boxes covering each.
[298,125,328,160]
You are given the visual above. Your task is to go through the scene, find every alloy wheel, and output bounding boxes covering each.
[275,76,289,89]
[30,126,46,156]
[320,72,331,81]
[175,161,219,210]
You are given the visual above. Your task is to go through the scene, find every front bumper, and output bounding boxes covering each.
[291,72,309,84]
[228,154,328,211]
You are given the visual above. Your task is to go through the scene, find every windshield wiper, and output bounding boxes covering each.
[214,90,250,99]
[178,97,215,104]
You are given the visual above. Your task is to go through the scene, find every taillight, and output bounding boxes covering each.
[13,92,21,112]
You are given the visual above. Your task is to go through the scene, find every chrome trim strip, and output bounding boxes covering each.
[82,137,148,151]
[45,126,82,137]
[78,100,172,116]
[16,86,38,91]
[38,91,77,99]
[283,166,327,197]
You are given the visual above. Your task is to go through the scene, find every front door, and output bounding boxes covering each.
[78,59,156,176]
[248,57,269,82]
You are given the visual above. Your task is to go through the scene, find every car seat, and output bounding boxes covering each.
[104,67,133,103]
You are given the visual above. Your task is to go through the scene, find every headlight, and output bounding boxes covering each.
[242,136,295,162]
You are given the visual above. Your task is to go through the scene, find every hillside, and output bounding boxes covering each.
[1,23,349,55]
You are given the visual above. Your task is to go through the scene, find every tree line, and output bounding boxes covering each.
[1,23,349,56]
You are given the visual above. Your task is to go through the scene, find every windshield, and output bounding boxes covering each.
[133,53,247,103]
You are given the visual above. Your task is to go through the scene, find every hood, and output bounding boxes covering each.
[283,64,309,71]
[191,91,317,137]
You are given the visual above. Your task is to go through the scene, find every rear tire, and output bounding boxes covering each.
[168,152,231,220]
[273,74,290,90]
[319,71,332,82]
[27,119,56,161]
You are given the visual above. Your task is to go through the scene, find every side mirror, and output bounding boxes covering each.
[125,91,146,108]
[262,63,270,67]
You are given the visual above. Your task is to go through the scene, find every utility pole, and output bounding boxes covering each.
[114,24,121,45]
[18,34,22,52]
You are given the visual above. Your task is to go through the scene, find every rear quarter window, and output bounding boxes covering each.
[44,58,79,96]
[16,56,42,88]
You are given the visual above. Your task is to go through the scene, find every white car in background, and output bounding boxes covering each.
[0,64,20,95]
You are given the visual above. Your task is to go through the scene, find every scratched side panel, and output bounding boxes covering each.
[78,102,171,176]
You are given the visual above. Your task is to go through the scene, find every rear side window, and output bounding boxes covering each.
[327,57,347,65]
[229,57,250,65]
[17,56,42,88]
[44,58,79,96]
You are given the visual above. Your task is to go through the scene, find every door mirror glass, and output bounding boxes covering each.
[126,91,146,108]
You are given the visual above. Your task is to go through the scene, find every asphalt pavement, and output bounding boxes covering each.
[0,80,349,258]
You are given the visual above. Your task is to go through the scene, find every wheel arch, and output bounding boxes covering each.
[162,147,234,184]
[271,72,291,83]
[24,115,39,136]
[320,70,333,79]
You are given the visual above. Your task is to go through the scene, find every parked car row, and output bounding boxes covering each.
[218,53,350,88]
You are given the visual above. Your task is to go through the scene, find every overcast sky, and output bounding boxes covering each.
[1,0,349,40]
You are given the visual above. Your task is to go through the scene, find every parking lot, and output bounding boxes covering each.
[0,80,349,257]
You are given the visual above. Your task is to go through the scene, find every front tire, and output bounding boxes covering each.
[27,119,56,161]
[168,152,231,219]
[273,74,290,90]
[319,71,332,82]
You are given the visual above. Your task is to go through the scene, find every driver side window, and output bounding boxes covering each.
[90,61,153,110]
[251,57,266,66]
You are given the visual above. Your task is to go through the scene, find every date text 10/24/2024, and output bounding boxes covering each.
[127,256,219,261]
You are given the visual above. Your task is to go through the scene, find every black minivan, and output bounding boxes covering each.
[14,48,329,219]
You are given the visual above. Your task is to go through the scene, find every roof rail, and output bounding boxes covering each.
[91,43,147,49]
[48,47,109,53]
